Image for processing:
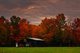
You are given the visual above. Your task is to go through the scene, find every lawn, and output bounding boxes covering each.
[0,47,80,53]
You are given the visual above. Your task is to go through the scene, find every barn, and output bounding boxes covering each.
[18,37,45,47]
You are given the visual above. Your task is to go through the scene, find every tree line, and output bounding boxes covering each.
[0,14,80,47]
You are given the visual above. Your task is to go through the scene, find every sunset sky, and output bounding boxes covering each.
[0,0,80,25]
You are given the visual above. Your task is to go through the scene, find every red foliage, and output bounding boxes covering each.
[0,19,4,24]
[9,19,32,42]
[71,18,80,44]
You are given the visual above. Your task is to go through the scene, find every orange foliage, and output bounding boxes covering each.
[39,18,56,42]
[9,19,30,42]
[42,33,54,42]
[32,26,39,38]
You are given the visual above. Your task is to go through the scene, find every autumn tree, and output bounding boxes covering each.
[53,14,67,46]
[9,18,31,47]
[32,26,39,38]
[19,19,31,38]
[0,16,10,46]
[40,18,55,42]
[39,14,71,46]
[71,18,80,46]
[0,18,6,45]
[29,24,37,37]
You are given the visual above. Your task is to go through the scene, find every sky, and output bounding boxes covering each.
[0,0,80,25]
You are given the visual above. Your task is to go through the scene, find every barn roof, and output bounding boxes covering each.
[27,37,44,41]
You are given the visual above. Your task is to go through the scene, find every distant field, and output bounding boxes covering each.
[0,47,80,53]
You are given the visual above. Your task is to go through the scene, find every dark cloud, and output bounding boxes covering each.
[0,0,80,25]
[0,0,39,9]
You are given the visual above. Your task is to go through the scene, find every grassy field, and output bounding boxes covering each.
[0,47,80,53]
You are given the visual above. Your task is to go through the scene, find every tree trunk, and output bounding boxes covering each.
[60,42,62,47]
[76,39,79,47]
[69,40,70,47]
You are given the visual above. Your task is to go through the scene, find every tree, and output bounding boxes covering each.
[19,19,31,38]
[54,14,67,46]
[0,16,6,21]
[32,26,39,38]
[0,25,7,46]
[0,17,10,46]
[9,19,31,47]
[40,18,55,42]
[39,14,69,46]
[10,16,21,27]
[71,18,80,46]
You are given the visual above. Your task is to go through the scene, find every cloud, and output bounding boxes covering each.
[30,21,41,25]
[0,0,60,9]
[0,0,80,25]
[0,0,37,9]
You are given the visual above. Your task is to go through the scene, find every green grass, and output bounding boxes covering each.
[0,47,80,53]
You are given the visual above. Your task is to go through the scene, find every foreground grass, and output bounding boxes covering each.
[0,47,80,53]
